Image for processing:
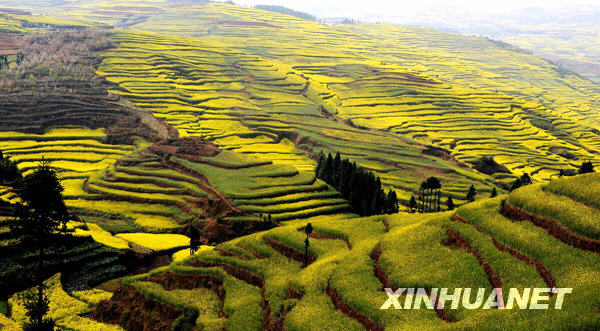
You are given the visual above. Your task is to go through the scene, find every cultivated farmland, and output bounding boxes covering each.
[0,2,599,330]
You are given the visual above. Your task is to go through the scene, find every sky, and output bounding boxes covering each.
[231,0,599,20]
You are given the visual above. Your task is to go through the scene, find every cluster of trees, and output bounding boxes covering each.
[578,161,594,174]
[0,150,22,185]
[316,152,398,216]
[510,173,532,192]
[0,52,24,71]
[416,177,442,213]
[9,160,69,330]
[0,55,9,70]
[406,177,465,213]
[1,30,111,92]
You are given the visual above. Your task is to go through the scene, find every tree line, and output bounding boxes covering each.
[315,152,398,216]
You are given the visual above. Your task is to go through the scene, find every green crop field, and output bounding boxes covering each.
[0,1,599,330]
[22,174,595,330]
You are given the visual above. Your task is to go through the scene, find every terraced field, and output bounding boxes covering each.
[1,2,600,330]
[95,30,499,203]
[3,173,594,330]
[6,1,598,198]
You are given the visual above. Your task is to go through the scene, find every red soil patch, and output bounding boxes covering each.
[219,20,281,28]
[444,229,504,308]
[451,213,556,291]
[149,137,220,159]
[190,259,274,329]
[147,271,227,317]
[264,237,315,266]
[286,286,304,300]
[422,146,468,168]
[370,245,390,289]
[502,202,600,253]
[327,283,384,331]
[0,33,21,54]
[382,219,390,232]
[91,285,183,331]
[191,259,264,288]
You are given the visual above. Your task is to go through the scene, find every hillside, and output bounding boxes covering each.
[0,1,599,330]
[6,168,599,330]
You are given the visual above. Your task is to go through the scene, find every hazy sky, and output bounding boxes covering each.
[232,0,599,19]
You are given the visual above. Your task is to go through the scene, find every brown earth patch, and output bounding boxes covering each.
[264,237,315,266]
[451,213,556,291]
[502,202,600,253]
[327,283,384,331]
[91,285,183,331]
[444,229,504,308]
[0,33,20,54]
[300,230,352,250]
[147,271,227,317]
[382,219,390,232]
[149,137,220,159]
[422,146,468,168]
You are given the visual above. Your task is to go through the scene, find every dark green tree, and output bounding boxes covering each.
[0,150,22,185]
[408,195,417,213]
[10,160,68,330]
[466,185,476,202]
[16,51,24,65]
[384,189,399,214]
[510,173,532,192]
[187,225,200,256]
[578,161,594,174]
[304,223,313,267]
[446,195,455,210]
[315,152,394,216]
[490,187,498,198]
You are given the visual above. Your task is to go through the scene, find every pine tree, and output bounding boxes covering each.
[385,189,398,214]
[466,185,476,202]
[315,151,325,178]
[0,151,22,185]
[10,160,68,331]
[446,195,455,210]
[408,195,417,213]
[304,223,312,267]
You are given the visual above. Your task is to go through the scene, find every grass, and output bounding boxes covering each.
[508,184,600,240]
[115,233,190,252]
[544,172,600,209]
[3,171,600,330]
